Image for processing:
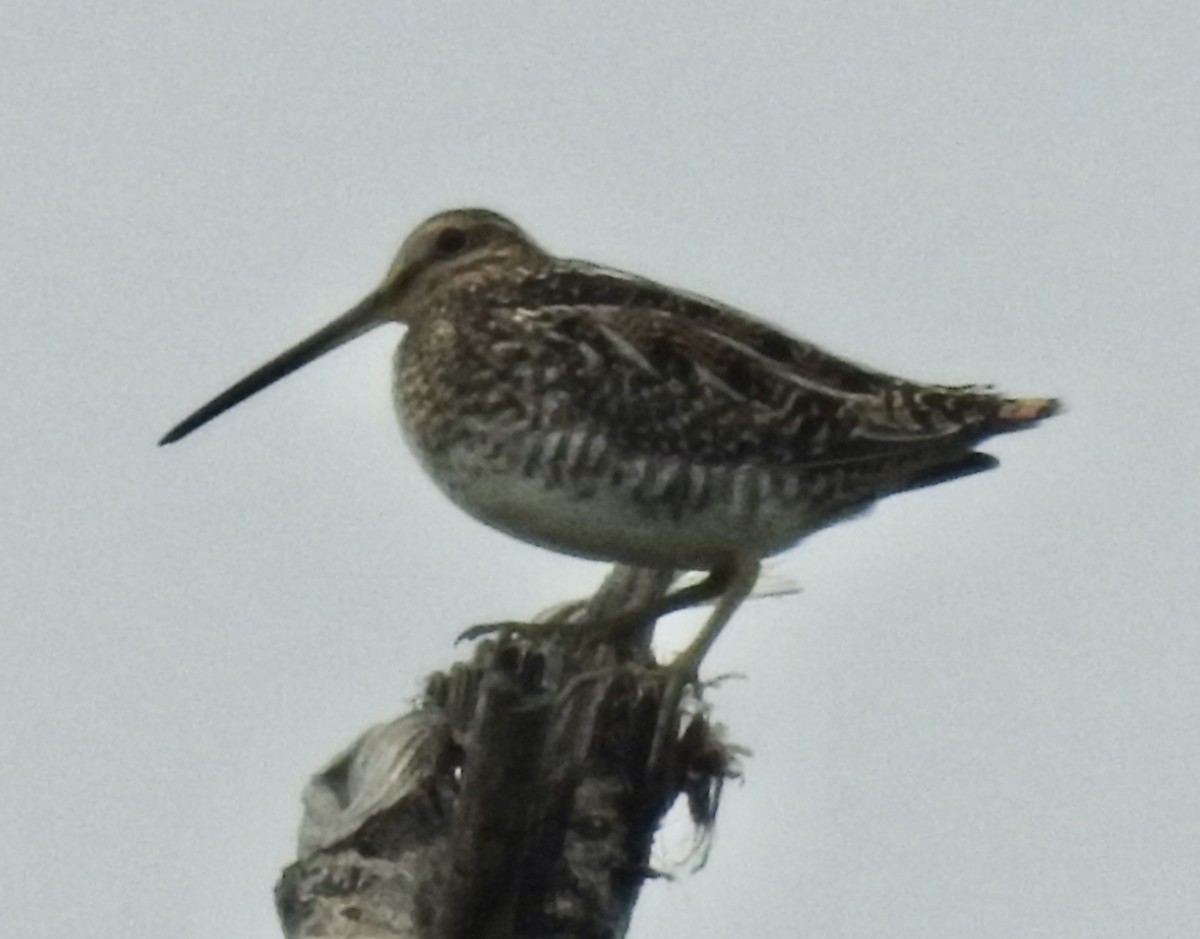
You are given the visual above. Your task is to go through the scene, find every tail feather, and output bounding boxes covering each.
[994,396,1062,427]
[895,451,999,495]
[933,391,1063,439]
[889,394,1061,498]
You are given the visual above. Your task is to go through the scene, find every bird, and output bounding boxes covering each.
[160,207,1060,679]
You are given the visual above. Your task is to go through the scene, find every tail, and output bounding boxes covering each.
[894,450,999,495]
[817,387,1062,515]
[992,395,1063,429]
[888,394,1061,497]
[892,396,1060,499]
[926,389,1064,439]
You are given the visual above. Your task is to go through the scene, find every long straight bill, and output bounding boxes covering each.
[159,294,385,445]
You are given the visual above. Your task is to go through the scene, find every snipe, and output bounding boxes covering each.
[161,208,1059,677]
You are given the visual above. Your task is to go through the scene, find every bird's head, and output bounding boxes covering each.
[158,207,542,445]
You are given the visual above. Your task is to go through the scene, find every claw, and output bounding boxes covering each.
[455,619,543,645]
[646,665,696,776]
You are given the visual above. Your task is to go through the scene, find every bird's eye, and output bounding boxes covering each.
[434,227,469,256]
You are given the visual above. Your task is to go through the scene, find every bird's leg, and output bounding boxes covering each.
[574,566,678,627]
[459,559,750,656]
[461,564,727,647]
[456,565,677,645]
[583,562,736,651]
[648,555,761,773]
[669,556,761,680]
[571,565,677,651]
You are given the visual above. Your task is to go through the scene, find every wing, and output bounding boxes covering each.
[469,320,983,476]
[477,261,993,470]
[522,260,997,397]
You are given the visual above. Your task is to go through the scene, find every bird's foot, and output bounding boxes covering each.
[455,608,650,650]
[645,649,748,776]
[643,646,710,777]
[455,619,549,645]
[458,602,659,655]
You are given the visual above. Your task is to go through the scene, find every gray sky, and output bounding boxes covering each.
[3,2,1198,937]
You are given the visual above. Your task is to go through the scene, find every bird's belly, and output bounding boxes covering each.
[401,426,825,568]
[444,472,746,567]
